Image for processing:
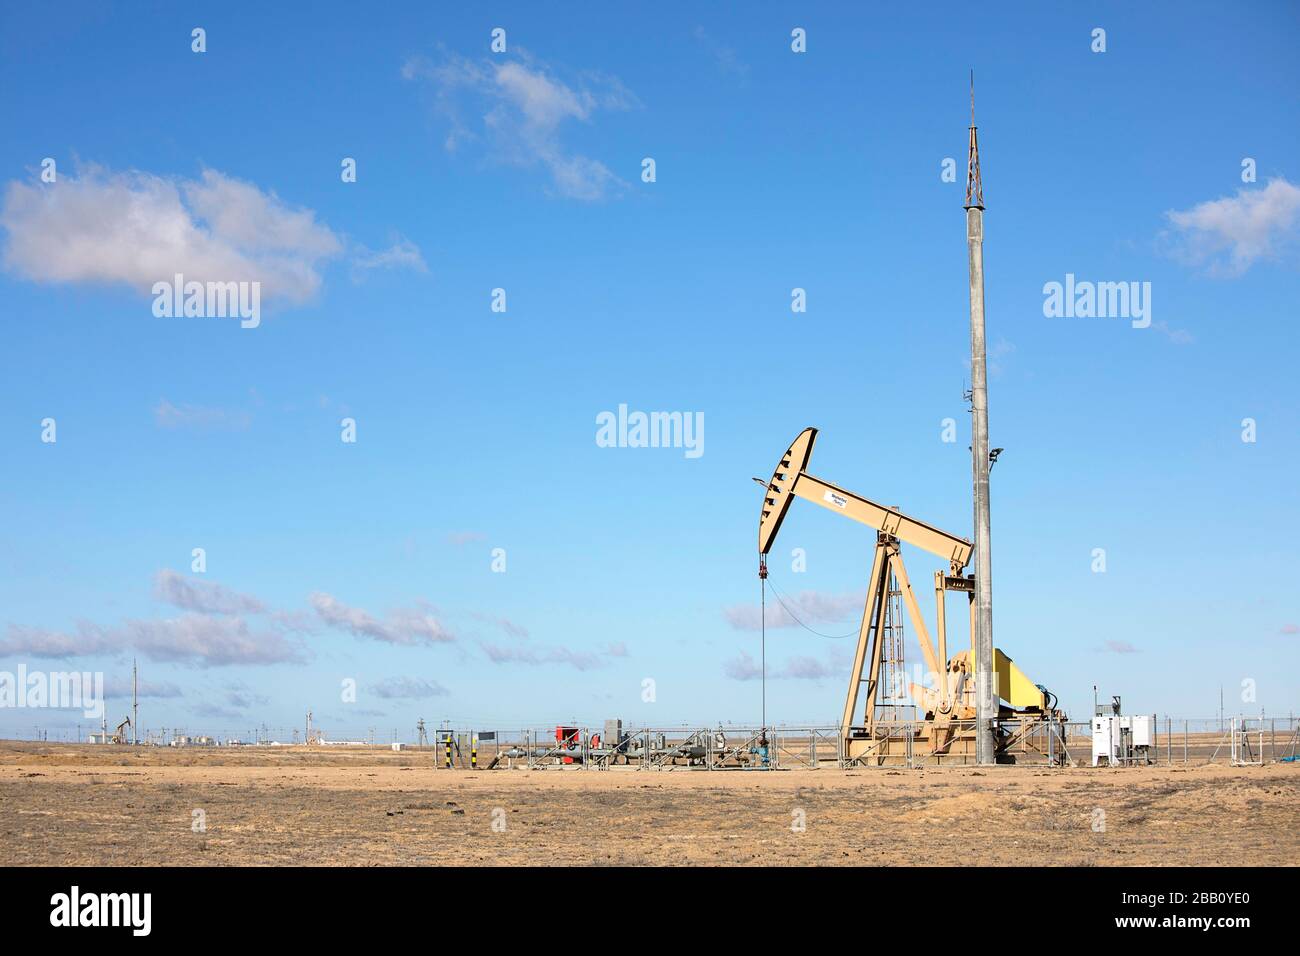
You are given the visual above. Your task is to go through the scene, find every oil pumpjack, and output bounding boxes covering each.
[755,428,1063,764]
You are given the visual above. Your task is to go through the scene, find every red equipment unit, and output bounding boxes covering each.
[556,725,580,764]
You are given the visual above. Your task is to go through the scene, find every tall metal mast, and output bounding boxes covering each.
[965,74,996,765]
[132,658,139,745]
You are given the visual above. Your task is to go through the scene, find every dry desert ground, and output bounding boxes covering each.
[1,741,1296,866]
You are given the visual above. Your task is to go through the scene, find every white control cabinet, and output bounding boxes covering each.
[1092,714,1154,766]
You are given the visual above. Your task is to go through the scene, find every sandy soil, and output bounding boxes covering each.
[1,742,1296,866]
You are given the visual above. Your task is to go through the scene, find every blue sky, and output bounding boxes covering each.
[1,2,1297,740]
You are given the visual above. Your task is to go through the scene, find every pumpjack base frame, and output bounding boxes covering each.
[843,713,1069,767]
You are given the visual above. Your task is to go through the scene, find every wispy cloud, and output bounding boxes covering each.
[0,615,306,667]
[964,337,1015,377]
[223,682,270,710]
[1163,177,1300,276]
[1101,640,1139,654]
[153,399,252,431]
[351,236,427,278]
[103,675,183,699]
[112,615,305,666]
[370,676,449,699]
[723,651,763,681]
[723,651,837,681]
[310,592,454,646]
[2,572,472,669]
[0,623,117,658]
[192,703,244,720]
[1149,320,1194,345]
[988,338,1015,377]
[469,611,528,639]
[780,655,837,680]
[152,569,266,615]
[479,641,605,671]
[693,26,748,80]
[447,531,487,546]
[723,590,863,632]
[402,51,636,200]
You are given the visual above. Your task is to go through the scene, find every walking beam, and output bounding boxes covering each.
[759,428,972,571]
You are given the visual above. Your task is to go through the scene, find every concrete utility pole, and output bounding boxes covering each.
[964,76,996,766]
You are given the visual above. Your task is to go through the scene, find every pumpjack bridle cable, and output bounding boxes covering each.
[759,555,767,735]
[758,557,860,740]
[764,574,860,640]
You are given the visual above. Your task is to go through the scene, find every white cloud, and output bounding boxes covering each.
[112,615,305,666]
[0,166,343,302]
[310,592,454,646]
[0,615,305,667]
[723,590,863,632]
[403,53,635,200]
[153,569,266,615]
[1164,177,1300,276]
[0,623,117,658]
